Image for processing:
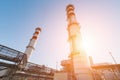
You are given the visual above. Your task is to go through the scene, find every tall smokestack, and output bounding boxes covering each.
[66,4,94,80]
[24,27,41,60]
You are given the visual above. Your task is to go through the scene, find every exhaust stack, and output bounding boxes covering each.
[24,27,41,60]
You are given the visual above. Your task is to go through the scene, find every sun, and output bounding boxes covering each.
[83,40,89,51]
[82,39,92,55]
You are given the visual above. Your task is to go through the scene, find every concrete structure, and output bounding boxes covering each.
[25,27,41,59]
[54,72,69,80]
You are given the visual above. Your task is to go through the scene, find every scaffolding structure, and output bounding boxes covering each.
[0,44,55,80]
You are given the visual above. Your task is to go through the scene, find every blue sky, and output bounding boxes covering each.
[0,0,120,69]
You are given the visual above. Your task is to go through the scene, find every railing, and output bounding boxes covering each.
[24,62,55,75]
[0,44,27,69]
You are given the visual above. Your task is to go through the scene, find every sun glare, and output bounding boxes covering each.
[83,39,92,56]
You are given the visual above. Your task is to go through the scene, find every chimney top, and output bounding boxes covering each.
[36,27,41,32]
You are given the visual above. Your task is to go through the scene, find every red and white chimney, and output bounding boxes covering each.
[24,27,41,60]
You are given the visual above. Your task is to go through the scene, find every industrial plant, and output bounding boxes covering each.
[0,4,120,80]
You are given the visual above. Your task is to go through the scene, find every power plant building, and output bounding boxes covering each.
[0,4,120,80]
[53,4,120,80]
